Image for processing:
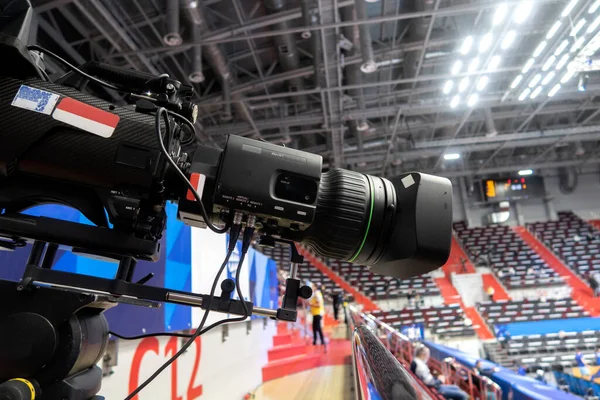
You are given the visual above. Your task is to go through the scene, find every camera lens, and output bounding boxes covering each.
[299,169,452,279]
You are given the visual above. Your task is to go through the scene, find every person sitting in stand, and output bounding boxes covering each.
[517,363,527,376]
[576,349,590,378]
[590,347,600,381]
[535,369,547,384]
[472,360,498,400]
[413,346,469,400]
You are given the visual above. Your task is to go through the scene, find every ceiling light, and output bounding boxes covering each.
[533,41,547,57]
[560,69,576,83]
[518,88,531,101]
[554,40,570,56]
[562,0,580,17]
[530,86,543,99]
[542,56,556,71]
[547,21,562,39]
[571,37,586,52]
[479,33,493,53]
[514,2,533,24]
[477,76,489,91]
[501,31,516,50]
[571,19,587,36]
[452,60,462,75]
[459,77,469,92]
[548,83,561,97]
[493,4,508,26]
[555,54,570,70]
[467,94,479,107]
[468,57,480,73]
[588,15,600,33]
[590,0,600,13]
[450,96,460,109]
[443,80,453,94]
[529,74,542,87]
[444,153,461,160]
[511,75,523,88]
[460,36,474,55]
[518,169,533,176]
[522,58,535,73]
[542,71,555,85]
[489,55,502,70]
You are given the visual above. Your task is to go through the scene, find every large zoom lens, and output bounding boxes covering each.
[299,169,452,279]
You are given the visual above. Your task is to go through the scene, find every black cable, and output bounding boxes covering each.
[27,45,124,92]
[125,224,241,400]
[109,330,192,340]
[156,108,228,234]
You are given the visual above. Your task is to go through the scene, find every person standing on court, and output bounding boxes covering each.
[331,291,342,321]
[309,282,326,349]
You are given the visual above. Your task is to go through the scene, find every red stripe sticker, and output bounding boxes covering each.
[186,173,206,201]
[56,97,120,128]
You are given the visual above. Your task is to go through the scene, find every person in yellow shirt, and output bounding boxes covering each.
[309,282,326,347]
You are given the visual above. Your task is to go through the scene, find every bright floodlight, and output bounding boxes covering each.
[554,40,570,56]
[533,41,547,57]
[555,54,570,70]
[479,33,493,53]
[459,77,469,93]
[518,88,531,101]
[450,95,460,108]
[522,58,535,73]
[501,30,516,50]
[530,86,543,99]
[467,94,479,107]
[489,55,502,70]
[444,153,461,160]
[548,83,561,97]
[468,57,480,73]
[560,69,575,83]
[511,75,523,89]
[562,0,580,17]
[443,80,454,94]
[529,74,542,88]
[547,21,562,39]
[590,0,600,13]
[461,36,474,55]
[571,37,586,52]
[452,60,463,75]
[518,169,533,176]
[493,4,508,26]
[542,71,555,85]
[542,56,556,71]
[514,2,533,24]
[477,76,489,91]
[588,15,600,33]
[571,19,587,36]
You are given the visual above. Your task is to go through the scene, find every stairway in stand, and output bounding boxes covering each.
[442,236,477,274]
[481,273,511,301]
[589,220,600,231]
[434,276,494,340]
[262,321,351,382]
[514,226,600,316]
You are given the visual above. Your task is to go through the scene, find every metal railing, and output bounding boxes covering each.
[349,306,502,400]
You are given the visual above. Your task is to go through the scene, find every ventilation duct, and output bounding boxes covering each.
[353,0,377,73]
[164,0,183,46]
[404,0,434,79]
[558,167,578,194]
[188,24,204,83]
[181,1,260,138]
[484,108,498,137]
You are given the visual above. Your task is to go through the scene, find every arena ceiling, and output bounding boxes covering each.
[30,0,600,179]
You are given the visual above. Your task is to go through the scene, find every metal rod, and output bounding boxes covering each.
[166,291,204,307]
[290,263,298,279]
[253,307,278,318]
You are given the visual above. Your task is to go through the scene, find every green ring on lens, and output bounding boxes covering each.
[349,176,374,262]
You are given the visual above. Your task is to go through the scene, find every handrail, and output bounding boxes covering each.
[350,306,503,400]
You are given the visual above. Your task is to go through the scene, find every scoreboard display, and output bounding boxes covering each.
[483,176,545,202]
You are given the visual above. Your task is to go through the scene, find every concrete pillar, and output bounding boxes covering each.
[459,177,472,226]
[544,197,558,221]
[514,202,525,226]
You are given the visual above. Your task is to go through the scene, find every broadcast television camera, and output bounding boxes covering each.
[0,1,452,399]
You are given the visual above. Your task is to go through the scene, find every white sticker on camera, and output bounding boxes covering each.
[401,174,415,189]
[11,85,59,115]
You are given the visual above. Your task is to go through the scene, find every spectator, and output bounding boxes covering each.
[558,378,570,393]
[408,290,416,307]
[486,286,495,302]
[331,291,343,321]
[507,266,516,276]
[460,257,468,273]
[497,269,505,279]
[589,274,600,297]
[584,388,599,400]
[576,349,590,378]
[472,360,498,400]
[590,348,600,381]
[308,282,326,350]
[415,293,423,308]
[535,369,547,384]
[517,364,527,376]
[413,346,469,400]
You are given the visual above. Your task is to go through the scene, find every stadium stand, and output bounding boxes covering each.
[327,259,440,300]
[527,211,600,280]
[371,304,476,338]
[454,223,565,289]
[478,298,589,325]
